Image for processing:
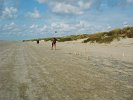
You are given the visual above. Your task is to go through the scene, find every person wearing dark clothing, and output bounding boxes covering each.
[52,38,57,50]
[37,40,39,44]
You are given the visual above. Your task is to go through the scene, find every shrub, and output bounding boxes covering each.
[58,37,72,42]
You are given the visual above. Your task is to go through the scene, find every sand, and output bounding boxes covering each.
[0,38,133,100]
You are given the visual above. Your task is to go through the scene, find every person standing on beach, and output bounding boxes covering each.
[51,38,57,50]
[37,40,39,44]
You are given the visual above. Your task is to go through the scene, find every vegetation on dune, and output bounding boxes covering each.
[56,34,88,42]
[23,26,133,43]
[31,34,89,42]
[83,26,133,43]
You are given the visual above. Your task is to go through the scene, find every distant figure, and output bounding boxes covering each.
[37,40,39,44]
[52,38,57,50]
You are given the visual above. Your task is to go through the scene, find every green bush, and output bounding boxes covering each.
[44,38,52,41]
[58,37,72,42]
[99,36,114,43]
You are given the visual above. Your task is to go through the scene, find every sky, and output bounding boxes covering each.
[0,0,133,40]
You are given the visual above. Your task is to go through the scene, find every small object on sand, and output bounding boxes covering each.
[122,52,125,57]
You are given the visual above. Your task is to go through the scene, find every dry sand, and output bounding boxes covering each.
[0,38,133,100]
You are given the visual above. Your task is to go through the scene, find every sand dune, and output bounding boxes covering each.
[0,39,133,100]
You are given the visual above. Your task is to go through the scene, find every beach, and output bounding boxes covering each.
[0,39,133,100]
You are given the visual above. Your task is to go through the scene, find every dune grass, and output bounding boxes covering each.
[23,26,133,43]
[83,26,133,43]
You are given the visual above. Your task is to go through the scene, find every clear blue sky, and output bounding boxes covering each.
[0,0,133,40]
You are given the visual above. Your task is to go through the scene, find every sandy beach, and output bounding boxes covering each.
[0,39,133,100]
